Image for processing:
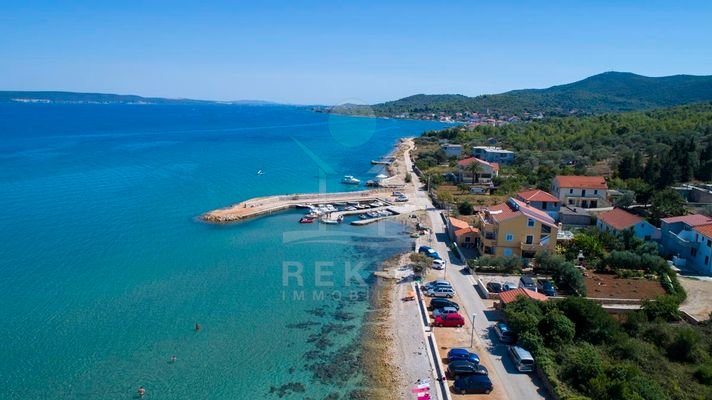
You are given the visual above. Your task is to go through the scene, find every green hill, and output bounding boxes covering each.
[0,91,280,105]
[329,72,712,117]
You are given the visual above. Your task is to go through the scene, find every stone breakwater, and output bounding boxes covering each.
[201,189,390,223]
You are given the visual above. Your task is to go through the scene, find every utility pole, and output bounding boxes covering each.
[470,313,477,348]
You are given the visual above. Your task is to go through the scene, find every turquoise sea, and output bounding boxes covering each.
[0,104,447,399]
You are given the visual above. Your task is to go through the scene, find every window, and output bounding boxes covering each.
[708,239,711,248]
[504,248,513,257]
[594,189,598,195]
[582,189,586,196]
[542,202,547,210]
[541,225,551,234]
[705,256,709,265]
[505,233,514,241]
[465,236,471,243]
[569,189,573,194]
[568,199,574,205]
[527,218,535,227]
[525,235,533,244]
[691,248,697,256]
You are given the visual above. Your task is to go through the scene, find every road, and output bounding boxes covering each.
[403,142,550,400]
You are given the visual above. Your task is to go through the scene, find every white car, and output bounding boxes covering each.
[427,286,455,298]
[432,259,445,270]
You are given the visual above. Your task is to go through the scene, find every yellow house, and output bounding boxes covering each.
[447,217,480,248]
[475,198,559,258]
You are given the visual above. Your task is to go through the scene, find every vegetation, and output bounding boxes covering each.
[409,253,431,274]
[534,253,586,296]
[322,72,712,117]
[504,295,712,399]
[467,255,523,274]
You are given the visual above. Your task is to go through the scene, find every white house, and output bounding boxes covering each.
[596,208,660,241]
[441,144,463,158]
[457,157,499,183]
[551,175,608,209]
[471,146,515,164]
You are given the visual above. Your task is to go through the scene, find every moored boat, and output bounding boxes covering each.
[299,216,315,223]
[341,175,360,185]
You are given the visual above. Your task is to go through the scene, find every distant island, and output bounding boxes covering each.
[0,90,279,106]
[316,72,712,123]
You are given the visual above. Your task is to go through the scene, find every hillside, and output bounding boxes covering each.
[324,72,712,117]
[0,91,279,105]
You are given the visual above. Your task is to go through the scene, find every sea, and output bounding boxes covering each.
[0,103,448,399]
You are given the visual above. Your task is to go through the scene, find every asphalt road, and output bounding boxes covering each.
[406,153,550,400]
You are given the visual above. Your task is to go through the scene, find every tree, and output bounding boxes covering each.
[641,295,680,322]
[467,160,482,184]
[557,297,619,344]
[457,183,470,194]
[538,309,576,348]
[409,253,431,275]
[667,326,703,363]
[458,200,474,215]
[649,189,686,225]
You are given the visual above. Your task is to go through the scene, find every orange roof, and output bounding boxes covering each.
[454,227,479,237]
[694,224,712,238]
[457,157,499,171]
[485,198,557,228]
[554,175,608,189]
[661,214,712,226]
[598,208,643,230]
[517,189,559,203]
[499,288,548,304]
[449,217,470,230]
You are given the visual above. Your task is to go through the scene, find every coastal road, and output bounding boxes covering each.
[403,142,550,400]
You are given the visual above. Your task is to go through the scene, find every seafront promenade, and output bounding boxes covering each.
[201,189,391,223]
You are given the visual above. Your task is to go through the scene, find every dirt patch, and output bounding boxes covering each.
[679,277,712,321]
[584,272,664,300]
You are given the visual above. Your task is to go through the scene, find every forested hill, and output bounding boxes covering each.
[0,91,279,105]
[325,72,712,117]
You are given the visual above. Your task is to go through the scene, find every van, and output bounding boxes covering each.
[518,276,537,291]
[508,345,534,372]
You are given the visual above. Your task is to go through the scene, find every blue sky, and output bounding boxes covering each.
[1,1,710,104]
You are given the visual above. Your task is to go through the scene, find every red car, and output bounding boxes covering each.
[433,313,465,327]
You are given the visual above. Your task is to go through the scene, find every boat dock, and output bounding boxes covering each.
[201,189,391,223]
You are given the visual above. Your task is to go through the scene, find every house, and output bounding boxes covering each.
[441,144,463,158]
[447,217,479,248]
[660,214,712,274]
[498,288,548,308]
[457,157,499,184]
[691,224,712,275]
[551,175,608,208]
[559,206,594,227]
[475,198,559,259]
[516,190,561,220]
[596,208,660,240]
[471,146,515,164]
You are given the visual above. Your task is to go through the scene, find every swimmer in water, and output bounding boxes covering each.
[195,323,201,331]
[171,355,177,363]
[138,386,145,398]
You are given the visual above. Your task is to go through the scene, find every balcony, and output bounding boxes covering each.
[520,242,538,252]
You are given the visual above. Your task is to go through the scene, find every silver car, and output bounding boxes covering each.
[433,306,459,319]
[427,286,455,298]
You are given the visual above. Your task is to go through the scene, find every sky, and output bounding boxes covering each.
[1,0,711,104]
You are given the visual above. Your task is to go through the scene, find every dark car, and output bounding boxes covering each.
[494,321,515,344]
[538,279,557,296]
[447,348,480,364]
[453,375,493,395]
[428,298,459,311]
[446,359,488,379]
[486,282,503,293]
[418,246,441,260]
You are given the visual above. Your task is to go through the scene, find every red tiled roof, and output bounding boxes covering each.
[554,175,608,189]
[499,288,548,304]
[598,208,643,231]
[454,227,479,237]
[516,189,559,203]
[457,157,499,171]
[449,217,470,230]
[693,223,712,238]
[486,202,518,222]
[484,199,557,228]
[661,214,712,226]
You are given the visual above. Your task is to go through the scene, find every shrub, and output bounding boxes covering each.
[539,309,576,348]
[559,343,604,392]
[404,172,412,183]
[667,326,704,363]
[458,200,474,215]
[641,295,680,322]
[557,297,619,344]
[694,363,712,385]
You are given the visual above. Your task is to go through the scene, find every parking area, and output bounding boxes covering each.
[679,276,712,321]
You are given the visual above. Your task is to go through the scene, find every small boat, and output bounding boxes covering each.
[359,214,368,219]
[366,211,379,218]
[347,201,359,206]
[299,217,315,224]
[341,175,360,185]
[257,170,264,175]
[333,202,347,206]
[344,206,357,211]
[295,204,312,209]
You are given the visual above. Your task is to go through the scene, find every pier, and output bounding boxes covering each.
[201,189,391,223]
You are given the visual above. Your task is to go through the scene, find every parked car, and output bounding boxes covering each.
[428,298,459,311]
[508,345,535,372]
[423,279,451,290]
[418,246,441,260]
[446,348,480,364]
[519,275,537,291]
[427,286,455,298]
[494,322,515,344]
[453,375,494,395]
[485,282,503,293]
[392,191,405,197]
[538,279,557,296]
[446,359,488,379]
[432,306,459,319]
[502,281,517,291]
[432,259,445,270]
[395,195,409,202]
[432,313,465,327]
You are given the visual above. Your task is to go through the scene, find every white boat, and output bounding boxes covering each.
[341,175,360,185]
[344,206,357,211]
[347,201,359,206]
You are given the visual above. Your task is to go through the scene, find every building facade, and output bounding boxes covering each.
[457,157,499,184]
[475,198,559,259]
[516,190,561,220]
[441,144,463,158]
[596,208,660,241]
[471,146,515,164]
[660,214,712,274]
[551,175,608,208]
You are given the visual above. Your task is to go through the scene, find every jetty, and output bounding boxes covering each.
[201,189,391,223]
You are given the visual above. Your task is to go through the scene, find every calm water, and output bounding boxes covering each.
[0,104,447,399]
